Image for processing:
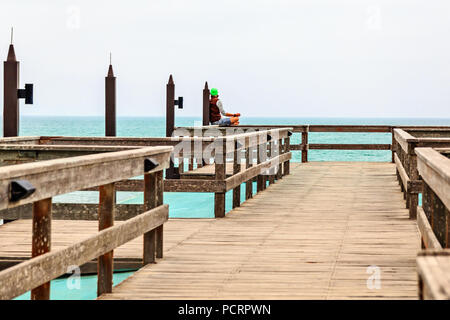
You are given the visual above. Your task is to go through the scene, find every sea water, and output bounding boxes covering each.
[4,116,450,300]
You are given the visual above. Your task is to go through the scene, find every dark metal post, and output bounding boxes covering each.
[202,81,210,126]
[166,75,176,178]
[166,75,175,138]
[105,63,116,136]
[3,44,19,137]
[31,198,52,300]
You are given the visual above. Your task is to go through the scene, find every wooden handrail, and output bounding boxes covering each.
[0,145,172,300]
[0,204,168,300]
[0,146,172,210]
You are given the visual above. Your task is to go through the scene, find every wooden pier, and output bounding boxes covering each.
[97,162,420,299]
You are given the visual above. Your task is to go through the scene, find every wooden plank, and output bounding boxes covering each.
[309,144,391,150]
[164,179,226,193]
[0,203,143,221]
[0,204,168,300]
[416,148,450,211]
[225,152,292,191]
[0,146,172,210]
[417,206,442,250]
[309,125,392,132]
[417,251,450,300]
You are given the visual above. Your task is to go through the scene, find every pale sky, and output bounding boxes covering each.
[0,0,449,118]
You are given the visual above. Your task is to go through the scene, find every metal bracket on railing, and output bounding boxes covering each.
[288,131,293,137]
[267,134,272,142]
[174,97,183,109]
[235,141,243,150]
[17,83,33,104]
[9,179,36,202]
[144,158,159,172]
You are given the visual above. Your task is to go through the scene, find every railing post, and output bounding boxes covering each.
[268,139,275,185]
[31,198,52,300]
[257,134,264,192]
[284,135,291,175]
[391,126,395,163]
[98,183,115,296]
[214,138,226,218]
[245,137,253,200]
[302,126,308,163]
[155,171,164,258]
[202,81,209,126]
[276,138,283,180]
[143,172,157,264]
[232,139,241,208]
[408,142,419,219]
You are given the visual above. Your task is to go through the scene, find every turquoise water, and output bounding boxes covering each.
[5,116,450,300]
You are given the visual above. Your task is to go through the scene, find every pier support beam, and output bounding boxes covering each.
[31,198,52,300]
[97,183,115,296]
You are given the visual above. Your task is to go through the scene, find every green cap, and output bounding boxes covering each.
[210,88,218,96]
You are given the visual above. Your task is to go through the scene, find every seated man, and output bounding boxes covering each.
[209,88,240,126]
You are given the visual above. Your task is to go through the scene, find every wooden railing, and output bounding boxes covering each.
[168,128,292,217]
[0,129,291,219]
[415,147,450,300]
[0,145,172,300]
[392,128,450,219]
[176,124,393,163]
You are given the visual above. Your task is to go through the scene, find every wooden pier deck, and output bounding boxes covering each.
[94,161,420,300]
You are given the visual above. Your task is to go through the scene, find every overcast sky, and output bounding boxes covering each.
[0,0,449,118]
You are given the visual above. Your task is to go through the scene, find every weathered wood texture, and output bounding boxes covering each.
[417,250,450,300]
[0,218,213,273]
[0,205,168,300]
[98,162,420,300]
[0,146,172,210]
[416,148,450,248]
